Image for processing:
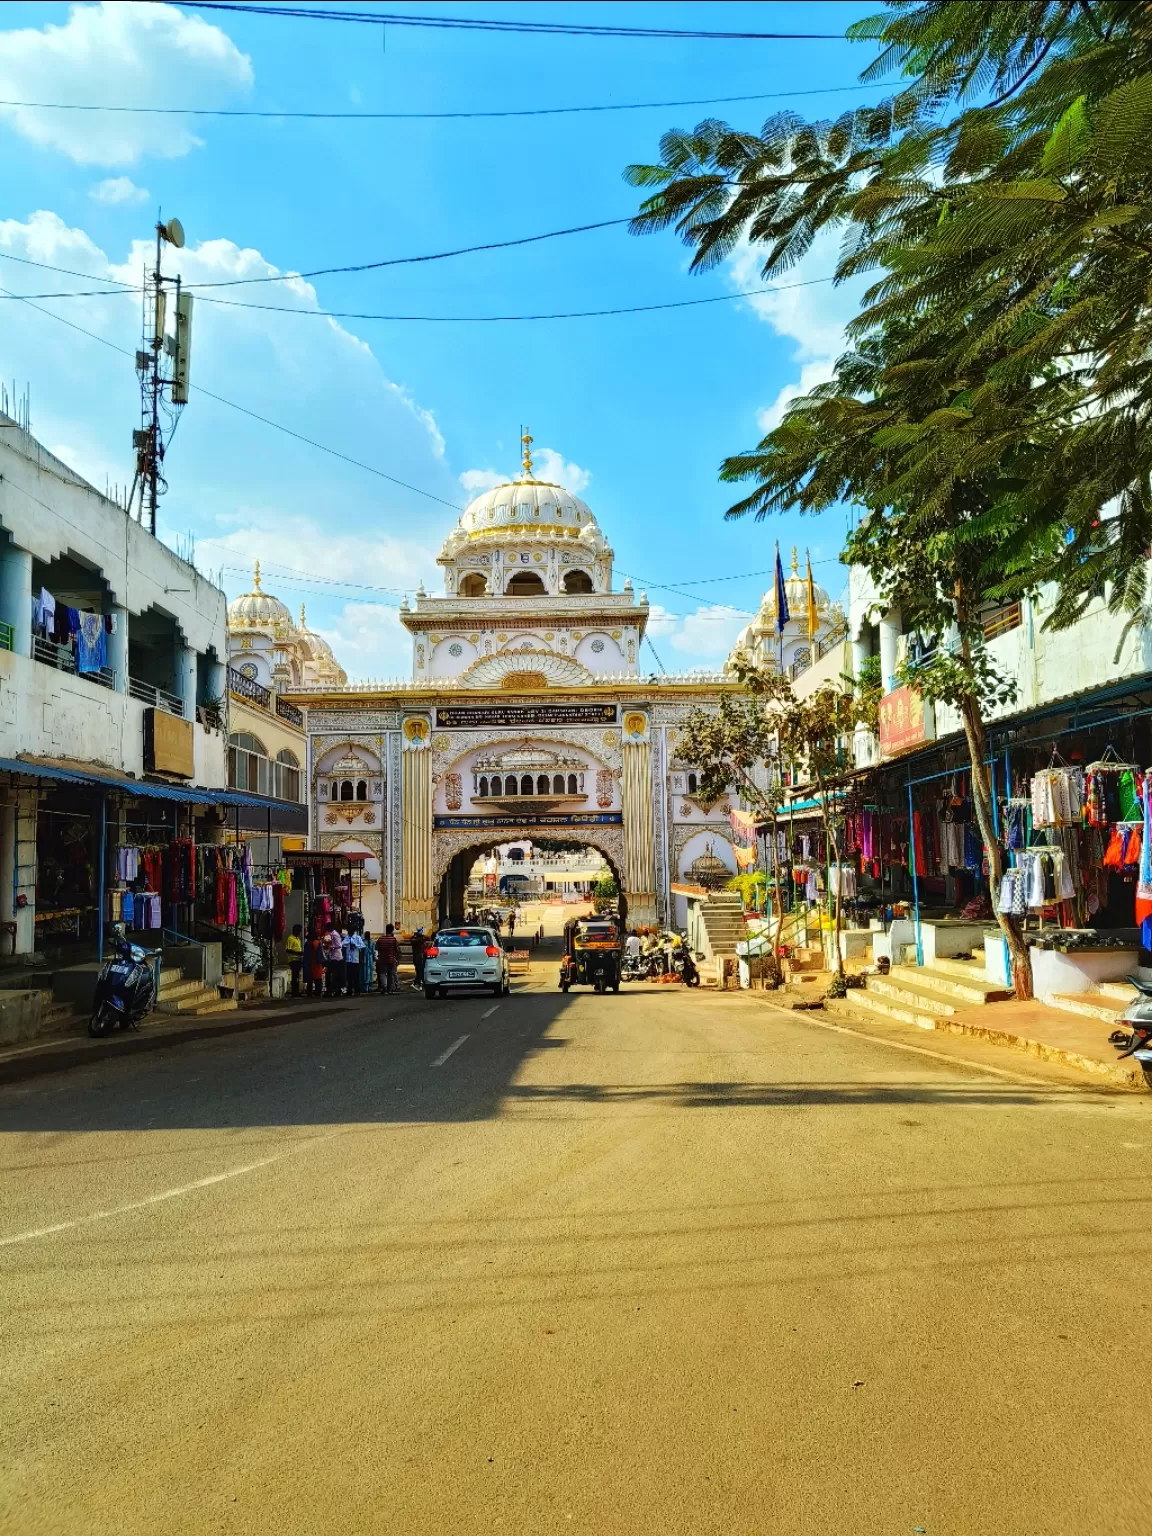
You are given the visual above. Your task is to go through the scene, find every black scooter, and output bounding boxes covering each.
[89,934,158,1037]
[675,951,701,988]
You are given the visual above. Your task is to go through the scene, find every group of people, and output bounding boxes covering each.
[465,906,544,947]
[284,923,428,998]
[624,925,686,975]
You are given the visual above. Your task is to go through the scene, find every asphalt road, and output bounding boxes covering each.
[4,946,1152,1535]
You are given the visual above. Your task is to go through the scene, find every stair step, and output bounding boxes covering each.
[192,998,238,1016]
[1047,993,1130,1024]
[824,991,939,1031]
[155,986,227,1014]
[1098,981,1142,1002]
[928,957,991,981]
[157,979,204,1001]
[865,975,957,1016]
[890,964,1013,1005]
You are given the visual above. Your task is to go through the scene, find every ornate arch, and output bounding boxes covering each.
[431,822,626,895]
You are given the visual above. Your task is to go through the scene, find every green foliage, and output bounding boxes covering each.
[624,1,1152,630]
[592,876,619,900]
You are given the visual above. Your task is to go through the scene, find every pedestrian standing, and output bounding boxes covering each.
[411,927,427,991]
[304,929,324,998]
[323,926,345,996]
[360,931,376,995]
[285,923,304,997]
[377,923,400,993]
[345,928,365,996]
[508,910,516,939]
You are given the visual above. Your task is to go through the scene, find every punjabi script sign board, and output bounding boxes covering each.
[434,705,618,729]
[878,685,935,758]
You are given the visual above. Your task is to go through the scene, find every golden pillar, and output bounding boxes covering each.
[400,716,434,930]
[620,711,657,926]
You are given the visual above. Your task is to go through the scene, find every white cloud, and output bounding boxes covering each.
[317,601,413,683]
[458,467,505,494]
[646,602,752,664]
[728,227,869,434]
[0,2,252,166]
[89,176,150,205]
[458,447,590,496]
[0,207,458,682]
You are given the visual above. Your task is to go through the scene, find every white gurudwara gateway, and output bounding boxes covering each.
[287,433,752,929]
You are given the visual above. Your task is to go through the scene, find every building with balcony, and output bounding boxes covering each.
[226,565,351,841]
[0,410,287,963]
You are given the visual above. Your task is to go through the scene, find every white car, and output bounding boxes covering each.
[424,926,510,1000]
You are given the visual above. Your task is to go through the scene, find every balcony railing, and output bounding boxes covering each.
[128,677,184,717]
[33,636,116,690]
[0,621,13,653]
[981,601,1023,642]
[228,746,302,803]
[229,665,272,709]
[276,696,304,728]
[815,621,848,661]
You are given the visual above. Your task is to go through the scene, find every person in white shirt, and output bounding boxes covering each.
[625,931,642,961]
[344,929,366,996]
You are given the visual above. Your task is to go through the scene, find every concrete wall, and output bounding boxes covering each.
[0,989,43,1045]
[0,648,226,783]
[0,421,227,659]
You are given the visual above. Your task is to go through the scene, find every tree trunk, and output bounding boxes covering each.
[956,681,1033,1001]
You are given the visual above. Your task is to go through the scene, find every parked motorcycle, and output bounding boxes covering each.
[89,933,158,1037]
[675,951,702,988]
[1111,976,1152,1064]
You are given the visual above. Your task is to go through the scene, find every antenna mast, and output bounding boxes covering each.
[131,215,192,535]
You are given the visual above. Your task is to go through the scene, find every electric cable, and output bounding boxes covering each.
[0,81,887,122]
[0,267,840,322]
[165,2,845,42]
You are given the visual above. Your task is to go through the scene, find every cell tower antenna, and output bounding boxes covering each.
[131,215,193,535]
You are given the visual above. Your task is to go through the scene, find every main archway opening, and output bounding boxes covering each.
[436,836,625,930]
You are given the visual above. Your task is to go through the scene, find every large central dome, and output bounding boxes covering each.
[460,477,598,541]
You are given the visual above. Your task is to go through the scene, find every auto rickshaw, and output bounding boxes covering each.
[559,914,623,994]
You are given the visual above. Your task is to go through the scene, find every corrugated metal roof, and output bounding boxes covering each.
[0,758,288,811]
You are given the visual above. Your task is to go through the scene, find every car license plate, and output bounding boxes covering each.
[447,969,474,980]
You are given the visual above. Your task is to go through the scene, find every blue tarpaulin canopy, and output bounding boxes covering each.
[0,757,285,811]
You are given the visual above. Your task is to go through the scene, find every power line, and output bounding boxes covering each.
[1,282,847,600]
[170,3,845,42]
[0,81,887,122]
[0,268,839,322]
[0,217,635,295]
[0,282,463,511]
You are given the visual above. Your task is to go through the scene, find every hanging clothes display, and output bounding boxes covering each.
[1030,766,1085,828]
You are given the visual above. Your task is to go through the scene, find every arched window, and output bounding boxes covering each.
[537,774,550,794]
[567,773,578,795]
[520,774,533,796]
[687,772,698,794]
[356,780,367,801]
[478,776,489,797]
[339,780,353,802]
[563,569,594,594]
[275,748,299,767]
[229,731,267,755]
[507,571,547,596]
[553,774,564,794]
[459,573,487,596]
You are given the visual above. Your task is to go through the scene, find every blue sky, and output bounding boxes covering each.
[0,0,878,679]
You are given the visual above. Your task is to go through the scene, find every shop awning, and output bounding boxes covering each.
[0,756,290,811]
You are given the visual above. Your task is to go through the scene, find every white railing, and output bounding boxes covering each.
[287,669,734,694]
[128,677,185,717]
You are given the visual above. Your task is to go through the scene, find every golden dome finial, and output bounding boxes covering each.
[791,546,799,578]
[253,559,262,591]
[520,425,534,479]
[299,603,306,628]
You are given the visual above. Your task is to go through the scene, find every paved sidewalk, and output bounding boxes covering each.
[935,997,1149,1089]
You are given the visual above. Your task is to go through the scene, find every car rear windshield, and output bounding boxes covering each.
[434,931,493,948]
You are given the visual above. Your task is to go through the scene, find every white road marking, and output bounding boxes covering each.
[794,1011,1086,1088]
[0,1130,343,1248]
[432,1034,470,1066]
[480,1005,500,1020]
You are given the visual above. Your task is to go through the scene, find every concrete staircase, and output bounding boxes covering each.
[824,956,1012,1032]
[154,969,237,1018]
[698,892,747,959]
[1045,979,1139,1026]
